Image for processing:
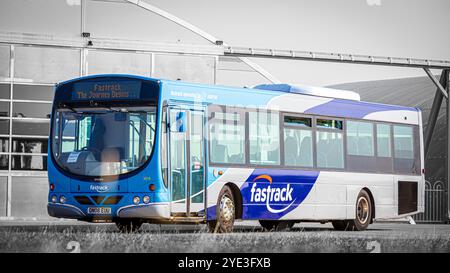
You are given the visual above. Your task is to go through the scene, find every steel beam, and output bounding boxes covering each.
[424,71,448,155]
[424,68,448,98]
[224,46,450,70]
[124,0,280,83]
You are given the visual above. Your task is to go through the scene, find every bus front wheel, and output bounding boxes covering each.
[207,185,236,233]
[115,219,142,233]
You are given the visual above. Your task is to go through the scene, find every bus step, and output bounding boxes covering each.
[169,216,205,223]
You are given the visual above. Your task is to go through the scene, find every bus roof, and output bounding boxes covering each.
[56,74,420,124]
[253,84,361,101]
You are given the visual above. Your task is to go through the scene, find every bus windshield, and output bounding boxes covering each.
[51,106,156,177]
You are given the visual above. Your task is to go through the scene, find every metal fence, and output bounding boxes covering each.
[414,181,447,223]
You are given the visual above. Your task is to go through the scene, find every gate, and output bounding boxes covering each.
[413,181,447,223]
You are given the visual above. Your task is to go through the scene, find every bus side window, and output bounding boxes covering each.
[393,125,415,173]
[249,110,280,165]
[376,123,391,157]
[316,118,344,169]
[346,120,374,157]
[283,115,313,168]
[209,110,245,165]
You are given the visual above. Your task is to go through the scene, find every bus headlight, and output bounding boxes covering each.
[143,196,150,204]
[51,195,57,203]
[59,195,67,204]
[133,196,140,205]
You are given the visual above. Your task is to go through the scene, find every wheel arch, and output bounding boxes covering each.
[362,187,376,222]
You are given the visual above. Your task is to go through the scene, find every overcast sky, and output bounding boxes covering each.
[143,0,450,85]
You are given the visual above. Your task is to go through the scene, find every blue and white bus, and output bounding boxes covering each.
[47,74,424,232]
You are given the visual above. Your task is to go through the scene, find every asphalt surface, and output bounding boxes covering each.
[0,219,449,236]
[1,220,450,252]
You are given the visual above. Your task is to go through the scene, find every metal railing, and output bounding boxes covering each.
[414,181,447,223]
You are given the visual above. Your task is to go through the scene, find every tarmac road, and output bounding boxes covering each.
[0,219,450,235]
[0,220,449,252]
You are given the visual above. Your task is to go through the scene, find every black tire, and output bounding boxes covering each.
[208,185,235,233]
[115,219,142,233]
[350,189,372,231]
[331,220,350,231]
[333,189,372,231]
[259,220,295,231]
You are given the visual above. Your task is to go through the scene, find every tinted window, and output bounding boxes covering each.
[317,119,343,130]
[316,131,344,168]
[0,83,10,99]
[12,155,47,171]
[0,137,8,152]
[12,138,48,154]
[284,128,313,167]
[209,111,245,164]
[394,125,414,159]
[0,101,9,117]
[13,102,51,118]
[346,121,374,156]
[249,111,280,165]
[0,120,9,135]
[377,124,391,157]
[0,155,8,170]
[12,120,49,136]
[13,84,54,101]
[284,116,311,127]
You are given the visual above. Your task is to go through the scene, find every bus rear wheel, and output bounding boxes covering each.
[259,220,295,231]
[115,219,142,233]
[207,185,236,233]
[332,189,372,231]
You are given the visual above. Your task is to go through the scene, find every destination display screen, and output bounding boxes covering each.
[72,81,142,101]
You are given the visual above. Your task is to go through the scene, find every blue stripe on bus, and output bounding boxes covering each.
[304,98,417,119]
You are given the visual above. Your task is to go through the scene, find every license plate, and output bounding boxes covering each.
[87,207,111,215]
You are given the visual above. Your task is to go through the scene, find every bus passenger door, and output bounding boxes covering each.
[168,107,206,217]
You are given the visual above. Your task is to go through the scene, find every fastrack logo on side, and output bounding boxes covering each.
[250,175,296,213]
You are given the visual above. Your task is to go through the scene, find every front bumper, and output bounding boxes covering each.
[47,203,86,219]
[47,201,170,220]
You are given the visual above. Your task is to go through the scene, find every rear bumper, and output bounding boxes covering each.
[47,203,86,219]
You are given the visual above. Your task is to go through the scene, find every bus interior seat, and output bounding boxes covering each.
[328,139,343,167]
[298,136,312,166]
[284,136,298,165]
[228,154,243,164]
